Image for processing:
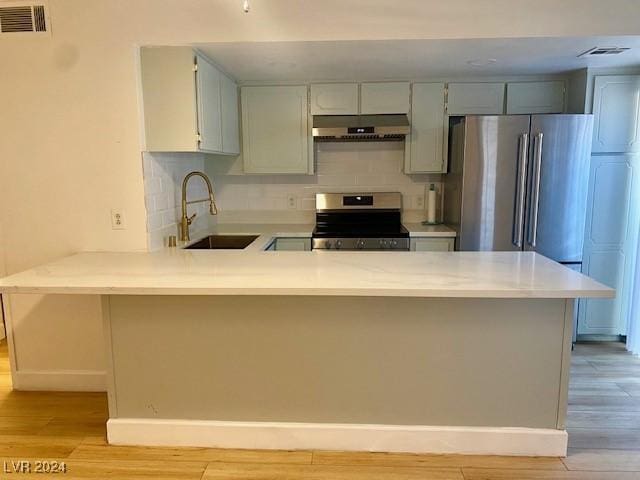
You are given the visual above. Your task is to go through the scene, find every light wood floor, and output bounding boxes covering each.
[0,340,639,479]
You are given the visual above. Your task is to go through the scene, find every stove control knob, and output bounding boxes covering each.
[357,239,365,249]
[379,239,387,249]
[325,240,332,249]
[336,240,342,249]
[391,239,398,248]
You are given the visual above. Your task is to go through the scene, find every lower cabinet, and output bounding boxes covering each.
[271,238,312,251]
[410,238,455,252]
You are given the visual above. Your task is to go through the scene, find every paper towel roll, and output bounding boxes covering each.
[427,186,437,224]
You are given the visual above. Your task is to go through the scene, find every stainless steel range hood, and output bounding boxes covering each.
[312,114,410,142]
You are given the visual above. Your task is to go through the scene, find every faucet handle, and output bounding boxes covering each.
[186,213,196,225]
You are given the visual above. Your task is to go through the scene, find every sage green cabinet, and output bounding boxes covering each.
[272,238,312,251]
[447,83,505,115]
[405,83,447,173]
[140,46,239,155]
[591,75,640,153]
[410,238,455,251]
[241,86,311,174]
[360,82,410,114]
[310,84,358,115]
[506,81,565,114]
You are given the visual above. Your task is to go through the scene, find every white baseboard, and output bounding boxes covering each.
[107,419,568,457]
[13,370,107,392]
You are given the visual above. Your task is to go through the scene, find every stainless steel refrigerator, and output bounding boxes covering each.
[444,114,594,265]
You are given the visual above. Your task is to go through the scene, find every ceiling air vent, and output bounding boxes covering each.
[0,4,47,34]
[578,46,630,58]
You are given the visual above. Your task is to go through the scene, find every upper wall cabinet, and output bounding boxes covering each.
[140,47,240,155]
[506,81,565,114]
[447,83,505,115]
[405,83,447,173]
[360,82,410,114]
[310,84,358,115]
[592,75,640,153]
[241,86,311,174]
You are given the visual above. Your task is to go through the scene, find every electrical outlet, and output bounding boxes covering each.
[415,195,424,209]
[287,194,297,209]
[111,209,126,230]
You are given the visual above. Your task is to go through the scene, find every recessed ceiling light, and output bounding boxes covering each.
[467,58,498,67]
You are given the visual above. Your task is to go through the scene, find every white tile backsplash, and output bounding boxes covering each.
[142,143,442,250]
[142,152,213,250]
[207,142,441,223]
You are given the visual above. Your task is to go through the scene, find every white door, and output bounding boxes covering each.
[241,86,310,174]
[220,73,240,155]
[360,82,410,114]
[506,81,565,114]
[447,83,505,115]
[579,154,640,336]
[310,84,358,115]
[592,75,640,153]
[195,54,223,152]
[407,83,446,173]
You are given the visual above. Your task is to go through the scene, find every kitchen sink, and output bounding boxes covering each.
[184,235,259,250]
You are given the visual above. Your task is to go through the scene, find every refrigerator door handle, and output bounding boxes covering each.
[512,132,529,247]
[528,132,544,248]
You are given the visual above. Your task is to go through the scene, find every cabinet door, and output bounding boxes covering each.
[578,154,640,336]
[360,82,410,114]
[241,86,310,174]
[410,238,454,251]
[195,54,223,153]
[310,84,358,115]
[506,81,565,114]
[140,46,199,152]
[407,83,446,173]
[592,75,640,153]
[220,73,240,154]
[447,83,505,115]
[274,238,312,251]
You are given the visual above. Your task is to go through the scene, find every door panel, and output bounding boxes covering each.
[581,250,625,333]
[220,73,240,154]
[241,86,309,174]
[195,54,223,152]
[408,83,446,173]
[360,82,410,114]
[310,84,358,115]
[447,83,505,115]
[526,115,593,262]
[459,115,531,251]
[592,76,640,153]
[578,154,640,336]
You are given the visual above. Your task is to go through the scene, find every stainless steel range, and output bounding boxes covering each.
[312,192,409,251]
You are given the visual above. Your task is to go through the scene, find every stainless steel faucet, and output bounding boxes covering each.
[180,171,218,242]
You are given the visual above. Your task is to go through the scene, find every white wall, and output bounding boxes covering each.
[1,0,639,390]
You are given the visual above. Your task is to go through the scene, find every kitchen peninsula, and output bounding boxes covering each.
[0,249,612,457]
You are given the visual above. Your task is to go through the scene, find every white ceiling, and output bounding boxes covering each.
[196,36,640,83]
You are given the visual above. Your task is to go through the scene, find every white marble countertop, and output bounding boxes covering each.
[179,222,456,252]
[403,223,457,238]
[0,250,613,299]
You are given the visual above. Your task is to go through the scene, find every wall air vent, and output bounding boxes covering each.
[0,3,47,34]
[578,46,630,57]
